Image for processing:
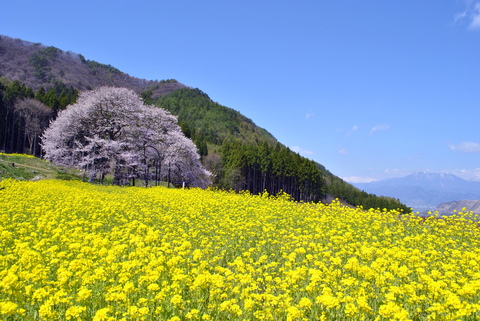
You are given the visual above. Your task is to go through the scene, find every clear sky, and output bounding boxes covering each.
[2,1,480,182]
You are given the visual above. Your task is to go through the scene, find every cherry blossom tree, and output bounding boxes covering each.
[42,87,211,187]
[163,130,212,189]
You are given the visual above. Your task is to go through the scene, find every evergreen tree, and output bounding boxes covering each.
[220,140,326,202]
[35,87,46,102]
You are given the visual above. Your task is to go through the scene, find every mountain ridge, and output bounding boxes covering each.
[434,200,480,216]
[354,172,480,211]
[0,35,185,97]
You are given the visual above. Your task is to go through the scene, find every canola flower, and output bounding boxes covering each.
[0,178,480,320]
[0,153,36,158]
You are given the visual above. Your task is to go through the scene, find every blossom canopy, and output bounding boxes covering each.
[42,86,211,187]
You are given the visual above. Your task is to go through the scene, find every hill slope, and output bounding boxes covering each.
[0,153,80,181]
[144,87,278,147]
[0,35,185,97]
[0,35,409,210]
[434,200,480,216]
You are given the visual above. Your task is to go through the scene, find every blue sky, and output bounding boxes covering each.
[2,0,480,182]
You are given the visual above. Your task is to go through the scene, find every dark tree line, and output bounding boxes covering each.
[219,140,410,211]
[221,141,327,202]
[0,79,78,156]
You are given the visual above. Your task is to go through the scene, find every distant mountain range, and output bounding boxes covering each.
[353,172,480,212]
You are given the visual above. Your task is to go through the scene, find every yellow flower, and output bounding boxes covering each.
[298,297,312,309]
[186,308,200,319]
[76,286,92,302]
[315,287,340,309]
[123,281,136,293]
[147,283,160,291]
[344,302,358,317]
[65,306,87,320]
[93,307,116,321]
[1,178,480,320]
[220,299,242,316]
[378,301,411,320]
[0,272,18,292]
[286,306,302,320]
[170,294,183,306]
[0,301,18,316]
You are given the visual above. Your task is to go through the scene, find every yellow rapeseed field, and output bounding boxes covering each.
[1,179,479,320]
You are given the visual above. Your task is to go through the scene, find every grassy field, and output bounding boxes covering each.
[0,153,170,187]
[1,178,479,320]
[0,153,81,181]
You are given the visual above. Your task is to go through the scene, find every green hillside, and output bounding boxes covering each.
[144,87,277,147]
[0,153,81,181]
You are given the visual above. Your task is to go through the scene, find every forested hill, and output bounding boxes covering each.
[0,35,185,97]
[0,34,410,212]
[143,88,277,147]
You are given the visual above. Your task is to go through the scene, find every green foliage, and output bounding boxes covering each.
[78,54,87,64]
[179,121,208,159]
[0,160,36,180]
[28,46,59,81]
[55,171,82,181]
[0,76,12,88]
[29,52,50,79]
[149,88,277,147]
[144,87,406,210]
[36,82,78,111]
[85,60,122,75]
[2,80,32,106]
[180,121,193,138]
[194,133,208,158]
[42,46,59,59]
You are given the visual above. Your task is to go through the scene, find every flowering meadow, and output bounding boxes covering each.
[1,179,480,320]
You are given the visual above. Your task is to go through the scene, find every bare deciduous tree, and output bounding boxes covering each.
[15,98,52,156]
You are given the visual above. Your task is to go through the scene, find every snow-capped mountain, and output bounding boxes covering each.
[468,175,480,183]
